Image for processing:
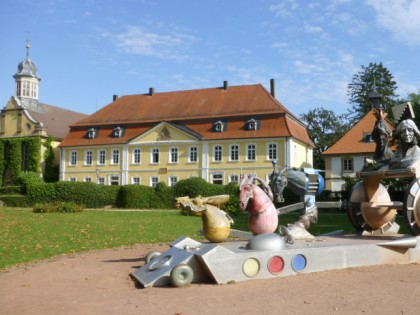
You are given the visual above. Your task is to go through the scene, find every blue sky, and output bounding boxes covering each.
[1,0,420,117]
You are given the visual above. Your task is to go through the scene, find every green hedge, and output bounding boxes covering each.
[54,182,119,208]
[0,195,32,207]
[8,177,242,212]
[0,185,22,195]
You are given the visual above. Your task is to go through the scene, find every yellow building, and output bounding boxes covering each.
[59,81,314,186]
[0,42,87,184]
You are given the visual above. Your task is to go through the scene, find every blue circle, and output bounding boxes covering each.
[291,254,307,272]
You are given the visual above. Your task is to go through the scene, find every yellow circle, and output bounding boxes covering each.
[243,258,260,277]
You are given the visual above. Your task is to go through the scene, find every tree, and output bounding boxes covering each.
[347,62,398,125]
[402,90,420,127]
[300,107,349,170]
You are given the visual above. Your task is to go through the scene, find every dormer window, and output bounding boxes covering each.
[112,126,124,138]
[213,120,225,132]
[246,118,260,131]
[362,132,373,143]
[86,128,97,139]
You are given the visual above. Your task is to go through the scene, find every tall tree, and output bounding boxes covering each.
[300,107,349,170]
[402,90,420,127]
[347,62,398,125]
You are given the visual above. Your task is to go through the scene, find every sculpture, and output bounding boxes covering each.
[176,195,233,243]
[363,108,393,171]
[389,118,420,169]
[269,162,324,240]
[238,173,278,235]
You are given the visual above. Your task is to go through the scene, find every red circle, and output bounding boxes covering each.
[268,256,284,274]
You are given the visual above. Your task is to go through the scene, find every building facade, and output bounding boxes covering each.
[59,81,314,186]
[0,42,87,184]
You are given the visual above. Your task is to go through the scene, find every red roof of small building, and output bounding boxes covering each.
[60,84,313,147]
[323,109,394,155]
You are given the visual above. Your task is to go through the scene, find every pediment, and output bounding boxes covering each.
[130,122,201,144]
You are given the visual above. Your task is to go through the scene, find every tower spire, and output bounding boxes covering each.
[25,33,31,58]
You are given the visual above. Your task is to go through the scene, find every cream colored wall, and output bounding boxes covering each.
[60,137,309,186]
[1,98,38,137]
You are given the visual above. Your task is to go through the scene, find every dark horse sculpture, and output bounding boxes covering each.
[238,173,278,235]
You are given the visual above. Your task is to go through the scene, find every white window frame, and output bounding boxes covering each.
[97,176,105,185]
[169,176,178,187]
[98,149,106,165]
[229,144,239,162]
[109,174,120,185]
[69,177,77,182]
[84,150,93,166]
[132,176,141,185]
[169,147,179,164]
[211,172,224,184]
[246,143,256,161]
[69,151,77,166]
[267,143,278,161]
[111,149,120,165]
[229,174,239,183]
[188,146,198,163]
[84,176,92,183]
[342,158,354,172]
[213,145,223,162]
[132,148,141,164]
[150,176,159,188]
[151,148,160,164]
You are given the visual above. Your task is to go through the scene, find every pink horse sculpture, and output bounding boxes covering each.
[239,174,278,235]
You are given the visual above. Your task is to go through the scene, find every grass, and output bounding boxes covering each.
[0,208,412,270]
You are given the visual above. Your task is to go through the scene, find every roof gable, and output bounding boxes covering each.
[323,109,394,155]
[130,122,202,144]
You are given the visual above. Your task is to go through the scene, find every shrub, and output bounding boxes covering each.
[53,182,118,208]
[33,201,84,213]
[27,182,56,203]
[0,186,22,195]
[13,172,44,194]
[116,185,157,208]
[173,177,228,198]
[154,182,175,209]
[0,195,32,207]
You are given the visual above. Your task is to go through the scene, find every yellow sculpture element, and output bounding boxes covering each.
[176,195,233,243]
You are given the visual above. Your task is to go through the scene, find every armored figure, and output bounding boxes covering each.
[363,108,393,171]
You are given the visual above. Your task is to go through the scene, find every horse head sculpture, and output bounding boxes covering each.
[239,173,278,235]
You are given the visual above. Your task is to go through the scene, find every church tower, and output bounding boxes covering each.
[13,40,41,110]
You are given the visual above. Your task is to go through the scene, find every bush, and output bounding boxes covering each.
[27,182,56,203]
[0,195,33,207]
[0,186,22,195]
[116,185,157,208]
[154,182,176,209]
[33,201,84,213]
[13,172,44,194]
[54,182,119,208]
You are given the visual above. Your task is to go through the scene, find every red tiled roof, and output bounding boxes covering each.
[323,109,394,155]
[60,84,313,147]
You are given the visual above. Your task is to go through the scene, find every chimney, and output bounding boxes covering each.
[270,79,275,98]
[223,80,229,90]
[113,94,118,101]
[149,87,154,96]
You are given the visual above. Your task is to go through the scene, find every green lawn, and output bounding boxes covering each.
[0,208,411,270]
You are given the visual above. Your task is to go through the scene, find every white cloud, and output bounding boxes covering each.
[99,25,196,61]
[367,0,420,45]
[270,0,299,17]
